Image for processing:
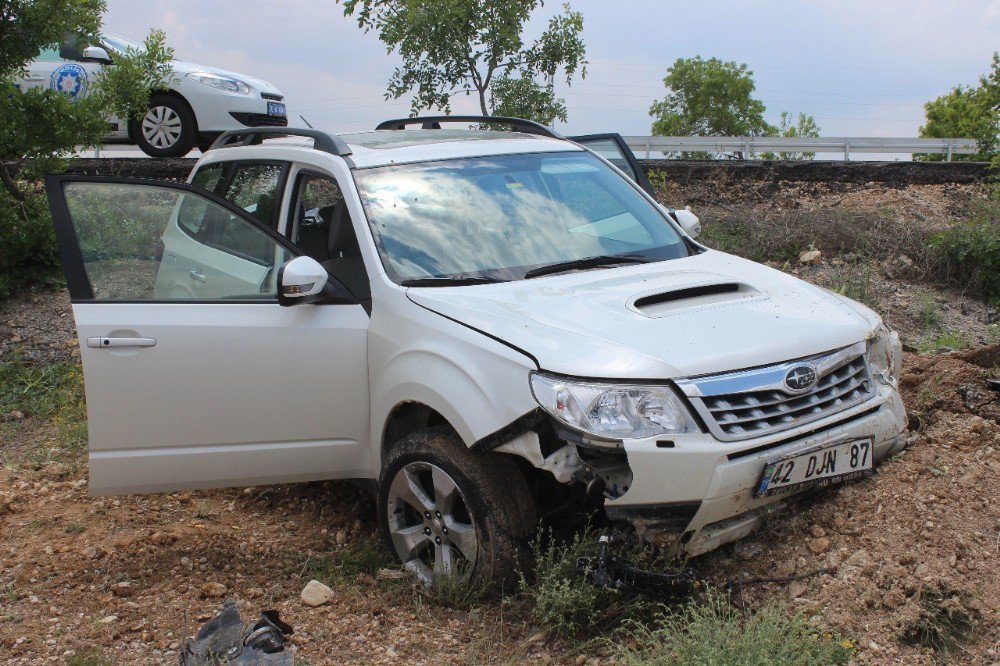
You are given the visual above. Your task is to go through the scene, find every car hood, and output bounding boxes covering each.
[407,250,880,379]
[170,59,282,95]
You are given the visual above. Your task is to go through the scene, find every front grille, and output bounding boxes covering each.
[677,343,874,442]
[260,92,283,101]
[229,112,288,127]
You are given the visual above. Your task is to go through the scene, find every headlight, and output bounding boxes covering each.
[187,72,250,95]
[529,372,700,444]
[866,324,902,387]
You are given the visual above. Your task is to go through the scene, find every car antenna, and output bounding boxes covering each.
[299,115,314,129]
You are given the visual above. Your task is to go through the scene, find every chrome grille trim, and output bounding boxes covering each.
[676,342,874,441]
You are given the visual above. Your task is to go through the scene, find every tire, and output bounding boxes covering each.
[132,94,198,157]
[378,426,535,594]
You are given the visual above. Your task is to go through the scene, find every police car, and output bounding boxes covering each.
[21,33,287,157]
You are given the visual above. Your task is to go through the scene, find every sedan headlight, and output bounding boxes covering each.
[187,72,250,95]
[530,372,700,444]
[866,324,902,387]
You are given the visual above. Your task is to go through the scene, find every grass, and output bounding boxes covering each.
[0,355,83,420]
[826,262,875,306]
[901,586,980,656]
[65,650,113,666]
[64,520,87,535]
[293,539,395,585]
[914,294,944,331]
[422,558,483,610]
[917,330,967,353]
[609,594,854,666]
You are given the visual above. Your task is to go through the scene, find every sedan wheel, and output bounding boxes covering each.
[386,461,477,583]
[141,105,183,149]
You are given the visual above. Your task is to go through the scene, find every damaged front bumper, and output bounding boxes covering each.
[605,385,907,556]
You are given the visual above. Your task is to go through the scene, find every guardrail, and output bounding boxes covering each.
[623,136,980,161]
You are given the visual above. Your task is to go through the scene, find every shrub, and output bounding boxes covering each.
[610,594,854,666]
[0,188,61,301]
[929,210,1000,303]
[901,586,980,655]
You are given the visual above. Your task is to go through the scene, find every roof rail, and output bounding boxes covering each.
[207,127,353,157]
[375,115,562,139]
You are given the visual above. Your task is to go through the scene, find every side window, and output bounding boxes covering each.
[190,163,225,193]
[289,172,368,301]
[36,45,63,63]
[62,181,292,301]
[219,163,286,229]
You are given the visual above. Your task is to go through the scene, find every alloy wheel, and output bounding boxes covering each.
[141,105,183,149]
[385,461,477,584]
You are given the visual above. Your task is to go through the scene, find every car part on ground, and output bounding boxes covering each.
[179,600,294,665]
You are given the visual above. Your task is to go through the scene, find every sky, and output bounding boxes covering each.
[103,0,1000,140]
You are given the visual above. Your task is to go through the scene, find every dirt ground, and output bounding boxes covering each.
[1,176,999,664]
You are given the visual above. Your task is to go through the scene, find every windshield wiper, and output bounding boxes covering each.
[400,276,507,287]
[523,254,651,279]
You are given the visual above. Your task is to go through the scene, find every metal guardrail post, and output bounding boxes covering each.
[946,143,953,162]
[843,142,850,162]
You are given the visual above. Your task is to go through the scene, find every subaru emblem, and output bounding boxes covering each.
[784,365,817,393]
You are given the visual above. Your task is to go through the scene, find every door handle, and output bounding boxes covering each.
[189,269,207,283]
[87,337,157,349]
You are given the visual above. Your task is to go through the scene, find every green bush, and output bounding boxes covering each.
[929,209,1000,303]
[0,189,61,301]
[610,594,853,666]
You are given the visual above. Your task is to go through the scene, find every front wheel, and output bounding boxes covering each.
[132,94,198,157]
[378,426,535,593]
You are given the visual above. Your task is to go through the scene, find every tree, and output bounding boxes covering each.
[919,52,999,162]
[649,57,773,139]
[764,111,821,160]
[338,0,586,123]
[1,1,174,201]
[0,0,173,298]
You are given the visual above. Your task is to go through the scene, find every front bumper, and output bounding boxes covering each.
[605,384,907,555]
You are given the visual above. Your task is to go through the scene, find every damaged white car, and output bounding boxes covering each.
[45,117,907,588]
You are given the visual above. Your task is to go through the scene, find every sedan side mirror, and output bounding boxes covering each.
[278,256,356,306]
[81,46,112,64]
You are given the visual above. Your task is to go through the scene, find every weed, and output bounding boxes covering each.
[65,650,113,666]
[26,517,54,531]
[827,262,875,306]
[64,520,87,535]
[901,586,980,655]
[914,294,944,331]
[3,581,19,603]
[0,356,83,419]
[423,558,483,610]
[917,330,967,354]
[293,540,395,585]
[609,594,853,665]
[929,209,1000,302]
[521,527,664,636]
[193,500,214,519]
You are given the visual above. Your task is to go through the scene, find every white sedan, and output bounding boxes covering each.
[20,33,287,157]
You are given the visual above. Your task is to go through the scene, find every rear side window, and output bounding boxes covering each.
[188,161,287,229]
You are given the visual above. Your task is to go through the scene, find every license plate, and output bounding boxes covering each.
[754,437,873,498]
[267,101,286,117]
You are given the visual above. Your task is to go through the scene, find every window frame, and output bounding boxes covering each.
[45,174,304,304]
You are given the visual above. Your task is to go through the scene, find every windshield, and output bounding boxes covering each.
[354,151,690,282]
[100,33,143,55]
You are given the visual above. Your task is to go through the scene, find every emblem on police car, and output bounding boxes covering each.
[784,365,817,392]
[50,64,89,98]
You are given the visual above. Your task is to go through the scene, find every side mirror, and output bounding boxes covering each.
[278,256,355,306]
[659,204,701,239]
[81,46,112,64]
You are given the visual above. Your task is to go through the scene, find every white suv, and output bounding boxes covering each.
[22,33,287,157]
[45,118,906,587]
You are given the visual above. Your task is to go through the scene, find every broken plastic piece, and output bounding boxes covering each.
[179,600,295,665]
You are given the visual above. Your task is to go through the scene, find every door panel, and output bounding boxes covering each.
[46,175,371,495]
[570,133,654,195]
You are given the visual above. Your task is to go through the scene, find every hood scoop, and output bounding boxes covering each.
[632,282,761,318]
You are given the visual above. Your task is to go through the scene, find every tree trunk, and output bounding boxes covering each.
[477,86,489,116]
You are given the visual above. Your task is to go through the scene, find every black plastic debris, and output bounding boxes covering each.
[986,378,1000,392]
[576,535,698,602]
[179,600,294,665]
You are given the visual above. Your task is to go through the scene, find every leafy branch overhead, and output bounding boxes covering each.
[338,0,586,124]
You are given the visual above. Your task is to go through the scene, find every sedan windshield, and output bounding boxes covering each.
[354,151,690,282]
